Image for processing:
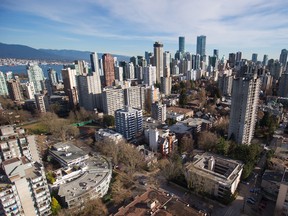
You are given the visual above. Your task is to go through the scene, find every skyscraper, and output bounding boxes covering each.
[62,67,78,108]
[143,65,157,86]
[213,49,219,59]
[236,51,242,63]
[196,35,206,57]
[228,73,261,144]
[27,63,45,93]
[0,71,8,96]
[102,53,115,87]
[280,49,288,71]
[115,106,143,140]
[48,68,58,85]
[153,42,164,84]
[7,79,23,101]
[252,53,258,63]
[263,54,269,66]
[102,88,124,116]
[77,72,102,111]
[179,36,185,53]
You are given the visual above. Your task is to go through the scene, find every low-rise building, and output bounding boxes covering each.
[95,128,124,144]
[184,153,243,198]
[261,170,283,201]
[275,171,288,216]
[49,142,112,208]
[49,142,89,167]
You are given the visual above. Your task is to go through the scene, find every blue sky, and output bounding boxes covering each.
[1,0,288,59]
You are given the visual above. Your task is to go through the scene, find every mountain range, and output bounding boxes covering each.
[0,42,131,62]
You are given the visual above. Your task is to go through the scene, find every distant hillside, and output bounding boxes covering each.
[0,43,61,60]
[0,43,131,62]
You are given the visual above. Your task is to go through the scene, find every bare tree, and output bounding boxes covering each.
[197,131,218,151]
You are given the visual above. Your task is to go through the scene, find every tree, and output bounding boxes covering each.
[179,89,187,108]
[197,131,218,151]
[179,133,194,153]
[103,115,115,127]
[51,196,61,215]
[216,137,230,156]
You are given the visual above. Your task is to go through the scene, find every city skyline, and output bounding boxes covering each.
[1,0,288,59]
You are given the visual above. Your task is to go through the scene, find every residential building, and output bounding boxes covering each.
[161,66,172,95]
[1,158,51,216]
[115,66,123,82]
[263,54,269,66]
[228,73,261,144]
[26,63,45,93]
[48,68,58,85]
[184,153,243,198]
[115,106,143,140]
[23,82,35,99]
[49,142,112,208]
[7,79,23,101]
[0,71,8,96]
[34,94,49,113]
[278,73,288,97]
[218,74,233,96]
[124,86,145,110]
[61,67,78,108]
[102,88,124,116]
[143,65,156,86]
[95,129,124,144]
[102,53,115,87]
[279,49,288,71]
[151,102,166,122]
[153,42,164,84]
[77,72,102,111]
[275,171,288,216]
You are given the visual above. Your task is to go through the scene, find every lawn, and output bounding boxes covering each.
[22,122,48,135]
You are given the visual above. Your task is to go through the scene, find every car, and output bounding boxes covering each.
[247,199,255,205]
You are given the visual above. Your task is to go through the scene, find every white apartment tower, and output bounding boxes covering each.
[77,72,102,111]
[143,65,156,86]
[0,71,8,96]
[124,86,145,110]
[115,106,143,140]
[102,88,124,116]
[228,73,261,144]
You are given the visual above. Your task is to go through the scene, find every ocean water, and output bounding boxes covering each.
[0,64,64,78]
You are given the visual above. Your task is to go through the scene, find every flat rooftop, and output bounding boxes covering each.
[115,188,205,216]
[50,142,89,164]
[58,155,111,201]
[186,153,243,184]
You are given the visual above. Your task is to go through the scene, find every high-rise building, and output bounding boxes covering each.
[143,65,156,86]
[228,53,236,67]
[90,52,100,73]
[34,93,49,113]
[280,49,288,71]
[192,54,201,70]
[102,54,115,87]
[262,54,269,66]
[275,171,288,216]
[161,66,172,96]
[236,51,242,63]
[252,53,258,63]
[228,73,261,144]
[278,73,288,97]
[151,102,166,122]
[163,51,171,69]
[179,36,185,53]
[27,63,45,93]
[23,82,35,99]
[0,71,8,96]
[153,42,164,84]
[115,106,143,140]
[62,68,78,108]
[125,62,135,79]
[196,35,206,57]
[124,86,145,110]
[218,74,233,96]
[7,79,23,101]
[115,66,124,82]
[77,72,102,111]
[102,88,124,116]
[0,125,51,216]
[48,68,58,85]
[213,49,219,59]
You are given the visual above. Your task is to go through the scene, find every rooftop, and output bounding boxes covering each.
[115,188,205,216]
[58,155,111,201]
[50,142,89,165]
[186,153,243,184]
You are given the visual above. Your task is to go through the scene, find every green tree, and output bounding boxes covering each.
[103,115,115,127]
[51,196,61,215]
[216,137,230,156]
[46,171,56,184]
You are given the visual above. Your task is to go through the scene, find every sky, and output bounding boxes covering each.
[1,0,288,60]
